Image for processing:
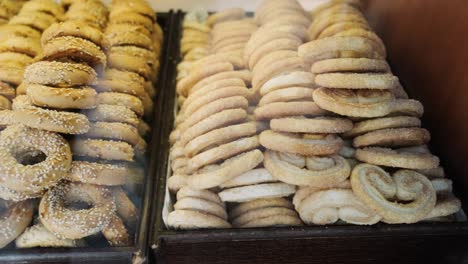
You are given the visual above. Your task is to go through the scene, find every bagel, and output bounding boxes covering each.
[0,199,33,248]
[96,92,144,117]
[41,36,106,71]
[26,84,97,110]
[71,138,134,162]
[13,96,90,134]
[25,61,97,87]
[39,182,116,239]
[41,20,106,48]
[85,104,139,127]
[0,36,41,57]
[67,161,129,186]
[0,125,71,193]
[9,11,58,32]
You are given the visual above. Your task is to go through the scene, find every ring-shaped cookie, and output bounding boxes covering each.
[270,117,353,134]
[186,136,259,174]
[254,101,329,120]
[315,73,399,90]
[260,130,343,156]
[188,149,264,190]
[184,122,257,158]
[353,127,430,148]
[351,164,436,223]
[219,183,296,203]
[313,88,394,118]
[344,116,421,138]
[167,209,231,229]
[264,150,350,187]
[258,87,314,106]
[355,147,440,169]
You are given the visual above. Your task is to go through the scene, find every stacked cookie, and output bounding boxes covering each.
[177,9,210,83]
[297,1,461,224]
[213,2,308,227]
[246,0,310,101]
[209,8,256,55]
[168,186,231,229]
[0,0,62,112]
[166,0,462,229]
[167,8,268,229]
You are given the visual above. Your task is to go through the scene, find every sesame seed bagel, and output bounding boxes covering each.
[96,93,144,117]
[9,11,58,32]
[113,187,138,228]
[41,36,106,71]
[85,104,139,127]
[24,61,97,87]
[0,125,71,194]
[0,95,10,110]
[102,214,131,246]
[0,59,27,86]
[39,182,116,239]
[26,84,97,110]
[12,95,90,134]
[71,138,134,162]
[66,161,129,186]
[0,25,41,40]
[0,199,33,248]
[84,122,147,153]
[0,82,15,100]
[41,21,106,48]
[0,184,44,202]
[20,0,64,18]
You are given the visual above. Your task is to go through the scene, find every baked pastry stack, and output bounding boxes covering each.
[63,0,108,31]
[167,8,269,229]
[0,0,27,25]
[177,10,210,83]
[296,1,461,224]
[0,0,63,112]
[230,198,301,228]
[167,57,260,229]
[99,0,162,142]
[246,0,310,102]
[246,0,368,226]
[209,8,256,56]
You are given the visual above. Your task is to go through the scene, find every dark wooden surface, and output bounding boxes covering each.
[157,235,468,264]
[151,2,468,263]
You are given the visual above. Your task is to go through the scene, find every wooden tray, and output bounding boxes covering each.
[149,3,468,263]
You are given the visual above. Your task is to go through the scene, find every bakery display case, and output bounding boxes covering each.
[0,0,467,263]
[149,1,468,263]
[0,0,171,263]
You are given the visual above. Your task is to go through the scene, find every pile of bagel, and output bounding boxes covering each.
[0,0,162,249]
